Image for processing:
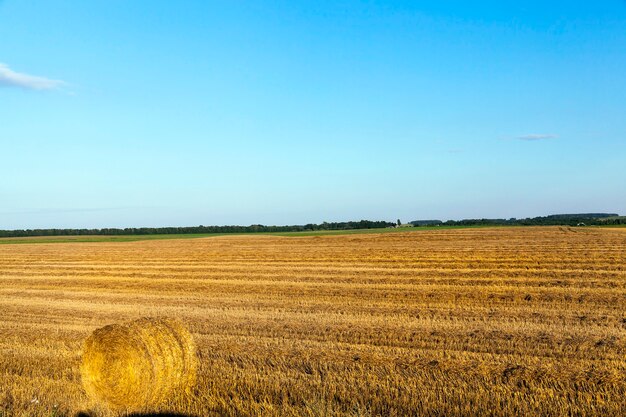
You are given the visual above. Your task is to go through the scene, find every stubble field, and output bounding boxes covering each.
[1,227,625,416]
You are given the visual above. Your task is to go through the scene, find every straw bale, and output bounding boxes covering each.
[80,317,197,410]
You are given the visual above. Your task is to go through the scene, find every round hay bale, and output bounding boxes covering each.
[80,317,197,410]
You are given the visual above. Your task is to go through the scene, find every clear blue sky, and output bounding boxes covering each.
[1,1,625,229]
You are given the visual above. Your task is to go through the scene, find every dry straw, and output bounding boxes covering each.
[80,317,197,410]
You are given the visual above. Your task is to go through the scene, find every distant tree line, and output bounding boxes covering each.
[0,220,394,238]
[2,214,623,238]
[411,213,625,227]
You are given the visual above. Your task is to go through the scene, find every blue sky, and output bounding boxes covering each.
[1,1,625,229]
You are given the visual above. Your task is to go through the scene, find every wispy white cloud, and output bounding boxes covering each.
[0,63,65,91]
[516,134,558,141]
[0,207,148,215]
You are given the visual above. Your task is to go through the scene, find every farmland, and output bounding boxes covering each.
[0,227,625,416]
[0,225,468,245]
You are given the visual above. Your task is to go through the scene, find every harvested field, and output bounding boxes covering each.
[0,227,625,416]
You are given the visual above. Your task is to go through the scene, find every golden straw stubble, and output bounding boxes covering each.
[80,317,197,410]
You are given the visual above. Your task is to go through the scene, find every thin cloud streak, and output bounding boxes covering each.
[0,63,65,90]
[0,207,151,216]
[516,134,558,141]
